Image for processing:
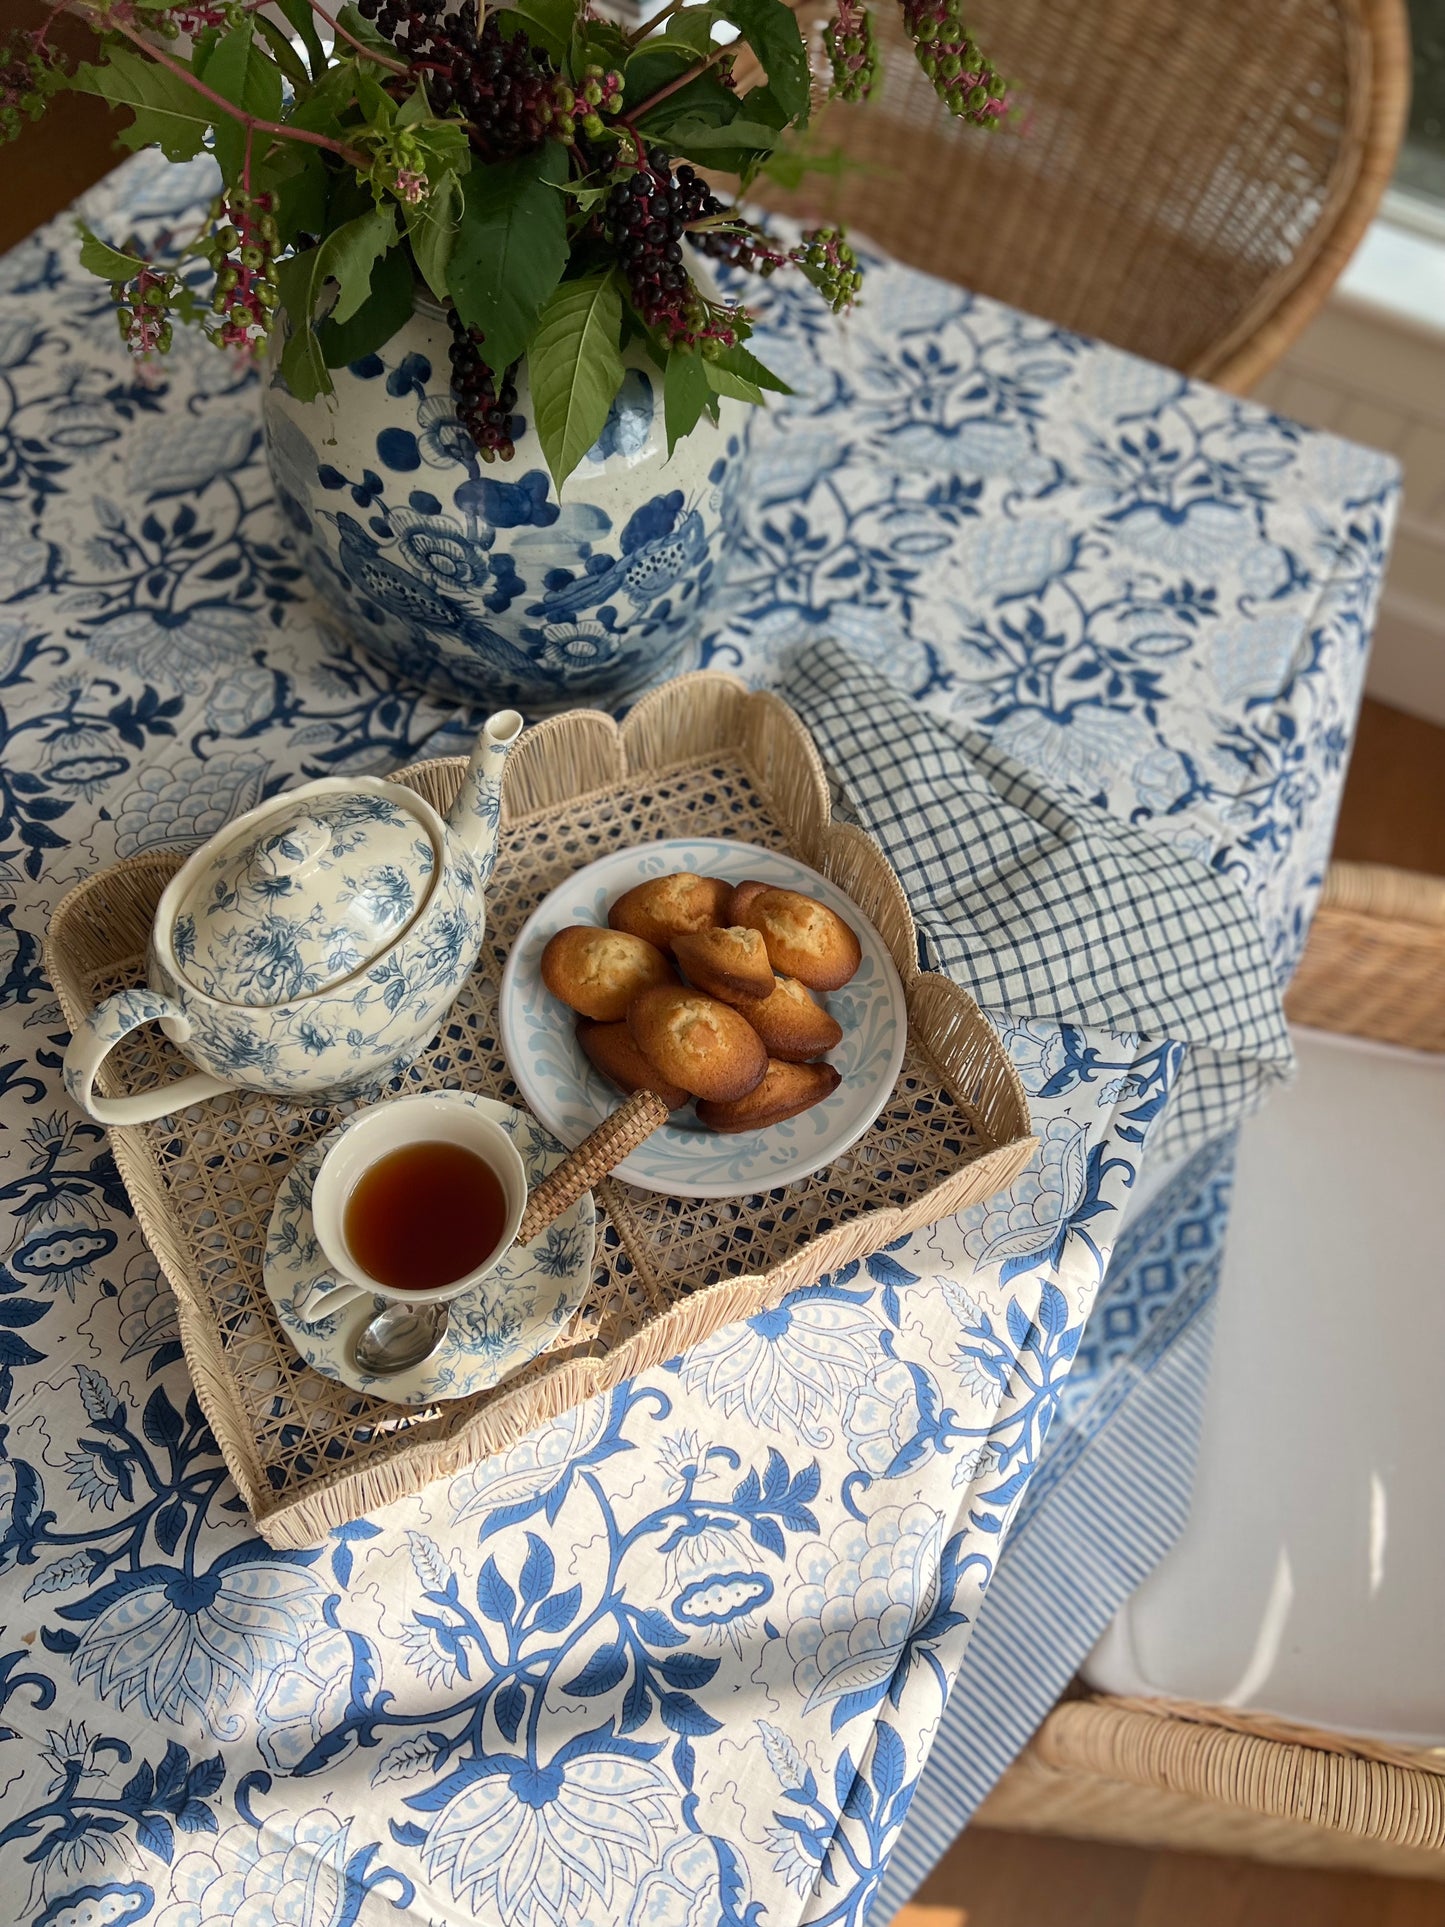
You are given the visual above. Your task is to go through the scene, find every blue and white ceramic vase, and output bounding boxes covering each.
[262,293,745,709]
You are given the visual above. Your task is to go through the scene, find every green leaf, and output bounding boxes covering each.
[75,223,149,284]
[624,40,705,107]
[664,9,724,56]
[253,14,311,93]
[761,135,872,191]
[275,0,327,79]
[447,145,568,372]
[635,70,741,138]
[319,245,415,365]
[287,56,360,137]
[710,341,791,394]
[355,66,399,126]
[717,0,810,124]
[662,113,782,153]
[496,0,578,63]
[69,51,213,162]
[201,23,285,184]
[270,145,330,247]
[703,359,766,405]
[528,271,624,492]
[571,13,630,75]
[664,347,709,455]
[404,170,462,301]
[330,207,398,324]
[275,206,398,402]
[396,79,431,127]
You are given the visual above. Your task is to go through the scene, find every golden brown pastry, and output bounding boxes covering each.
[627,987,768,1102]
[730,973,844,1061]
[697,1058,842,1133]
[576,1020,690,1110]
[609,873,733,951]
[737,887,862,991]
[726,879,770,925]
[540,925,676,1023]
[671,926,775,1004]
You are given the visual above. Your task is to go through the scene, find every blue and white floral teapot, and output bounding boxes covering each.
[63,710,523,1125]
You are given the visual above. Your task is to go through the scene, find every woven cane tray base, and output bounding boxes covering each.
[47,673,1035,1547]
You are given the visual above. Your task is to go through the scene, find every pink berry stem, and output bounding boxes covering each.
[68,5,372,167]
[304,0,409,74]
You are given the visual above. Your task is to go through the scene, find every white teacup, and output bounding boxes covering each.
[296,1092,528,1324]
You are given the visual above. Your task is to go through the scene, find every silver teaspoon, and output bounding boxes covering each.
[351,1299,451,1378]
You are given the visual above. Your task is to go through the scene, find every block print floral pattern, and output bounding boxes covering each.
[0,152,1389,1926]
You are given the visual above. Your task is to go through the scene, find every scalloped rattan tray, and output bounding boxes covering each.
[46,672,1036,1546]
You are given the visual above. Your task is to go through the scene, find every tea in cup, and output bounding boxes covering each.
[296,1092,527,1323]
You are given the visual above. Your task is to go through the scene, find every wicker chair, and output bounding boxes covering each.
[754,0,1410,390]
[968,862,1445,1881]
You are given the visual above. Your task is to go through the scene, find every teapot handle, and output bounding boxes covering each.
[64,986,236,1126]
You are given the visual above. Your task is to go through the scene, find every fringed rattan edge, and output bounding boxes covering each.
[246,1130,1039,1547]
[44,670,1037,1547]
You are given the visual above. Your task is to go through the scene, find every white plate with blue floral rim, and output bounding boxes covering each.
[263,1095,595,1405]
[498,838,908,1199]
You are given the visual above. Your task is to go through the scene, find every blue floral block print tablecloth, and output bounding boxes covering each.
[0,152,1395,1927]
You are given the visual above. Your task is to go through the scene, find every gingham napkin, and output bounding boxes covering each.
[780,640,1294,1157]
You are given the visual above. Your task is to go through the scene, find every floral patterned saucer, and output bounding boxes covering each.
[498,838,908,1199]
[263,1095,595,1405]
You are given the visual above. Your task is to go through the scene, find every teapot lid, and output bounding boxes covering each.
[171,785,439,1007]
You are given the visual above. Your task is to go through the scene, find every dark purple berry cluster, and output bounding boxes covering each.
[360,0,563,161]
[603,161,748,348]
[446,307,518,462]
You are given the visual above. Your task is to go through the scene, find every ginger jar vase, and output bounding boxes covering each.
[261,298,744,709]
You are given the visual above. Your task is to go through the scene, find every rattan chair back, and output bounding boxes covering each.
[754,0,1409,388]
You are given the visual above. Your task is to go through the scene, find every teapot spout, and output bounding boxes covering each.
[447,709,523,887]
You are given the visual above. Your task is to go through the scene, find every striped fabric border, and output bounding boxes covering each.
[870,1134,1237,1919]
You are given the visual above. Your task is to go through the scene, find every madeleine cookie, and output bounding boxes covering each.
[730,973,844,1061]
[697,1058,842,1133]
[627,987,768,1102]
[576,1020,690,1110]
[739,887,862,992]
[609,873,733,951]
[540,926,676,1023]
[726,879,770,925]
[671,926,775,1004]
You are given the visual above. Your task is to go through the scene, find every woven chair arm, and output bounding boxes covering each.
[1031,1698,1445,1851]
[1285,861,1445,1052]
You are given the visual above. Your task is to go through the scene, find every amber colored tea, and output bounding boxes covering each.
[343,1140,507,1291]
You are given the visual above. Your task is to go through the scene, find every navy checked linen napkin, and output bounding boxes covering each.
[779,640,1294,1160]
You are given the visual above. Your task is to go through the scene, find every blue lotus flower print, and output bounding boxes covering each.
[63,1552,328,1731]
[673,1293,881,1445]
[154,1804,406,1927]
[417,1735,676,1925]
